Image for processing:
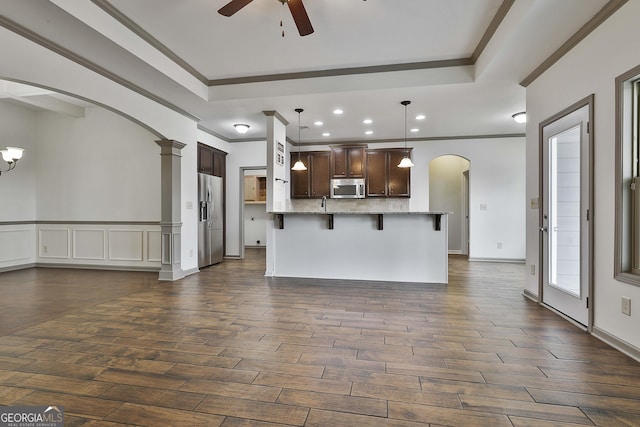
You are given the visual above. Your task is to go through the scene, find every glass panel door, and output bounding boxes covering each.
[541,102,590,327]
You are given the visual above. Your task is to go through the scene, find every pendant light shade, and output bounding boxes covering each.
[291,108,307,171]
[398,100,414,168]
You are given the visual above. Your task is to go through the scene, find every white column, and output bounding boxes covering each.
[156,139,186,281]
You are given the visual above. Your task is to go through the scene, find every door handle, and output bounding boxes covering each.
[539,226,548,232]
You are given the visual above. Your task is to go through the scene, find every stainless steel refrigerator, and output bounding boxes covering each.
[198,173,224,268]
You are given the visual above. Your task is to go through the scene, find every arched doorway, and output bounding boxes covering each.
[429,155,470,256]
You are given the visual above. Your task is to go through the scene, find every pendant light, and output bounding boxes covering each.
[291,108,307,171]
[398,100,415,168]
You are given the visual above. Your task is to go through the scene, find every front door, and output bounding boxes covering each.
[540,101,591,327]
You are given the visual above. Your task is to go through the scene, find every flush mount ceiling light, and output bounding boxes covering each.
[333,109,343,115]
[512,112,527,124]
[0,146,25,176]
[314,121,323,126]
[398,101,415,168]
[416,114,426,120]
[291,108,307,171]
[233,123,250,134]
[363,119,373,124]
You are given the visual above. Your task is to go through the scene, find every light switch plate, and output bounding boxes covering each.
[621,297,631,316]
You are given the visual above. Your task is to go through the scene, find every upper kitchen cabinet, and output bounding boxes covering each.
[198,143,227,177]
[290,151,331,199]
[365,148,411,198]
[331,145,366,179]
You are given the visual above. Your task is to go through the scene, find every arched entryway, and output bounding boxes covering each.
[429,155,470,256]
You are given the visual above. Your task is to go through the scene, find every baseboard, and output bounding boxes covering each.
[523,289,539,302]
[0,263,35,273]
[592,326,640,363]
[36,263,159,273]
[468,257,526,263]
[448,250,462,255]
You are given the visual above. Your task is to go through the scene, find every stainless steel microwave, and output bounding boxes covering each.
[330,178,365,199]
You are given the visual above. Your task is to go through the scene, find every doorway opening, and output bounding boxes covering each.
[429,155,471,256]
[240,167,267,259]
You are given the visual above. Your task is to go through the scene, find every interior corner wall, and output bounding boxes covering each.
[525,1,640,350]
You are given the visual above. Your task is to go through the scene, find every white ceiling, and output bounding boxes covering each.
[0,0,611,144]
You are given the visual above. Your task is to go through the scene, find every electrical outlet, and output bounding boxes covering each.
[621,297,631,316]
[530,264,536,276]
[497,242,502,249]
[43,245,48,253]
[189,249,193,257]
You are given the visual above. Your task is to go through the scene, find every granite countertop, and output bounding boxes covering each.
[268,211,450,215]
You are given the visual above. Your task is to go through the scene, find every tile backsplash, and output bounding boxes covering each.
[287,198,410,213]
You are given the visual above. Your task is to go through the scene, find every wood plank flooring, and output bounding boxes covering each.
[1,249,639,426]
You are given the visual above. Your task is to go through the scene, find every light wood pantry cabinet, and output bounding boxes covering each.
[244,175,266,203]
[365,148,411,197]
[331,145,366,178]
[290,151,331,199]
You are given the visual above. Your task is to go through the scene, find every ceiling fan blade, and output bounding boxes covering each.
[218,0,254,17]
[287,0,314,36]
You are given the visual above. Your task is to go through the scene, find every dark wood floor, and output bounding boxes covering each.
[1,250,639,426]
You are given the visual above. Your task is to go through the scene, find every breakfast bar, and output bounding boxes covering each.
[268,211,449,284]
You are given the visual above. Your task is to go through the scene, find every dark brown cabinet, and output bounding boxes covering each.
[331,145,366,178]
[291,151,331,198]
[365,148,411,198]
[198,143,227,177]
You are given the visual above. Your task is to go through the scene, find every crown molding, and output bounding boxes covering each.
[520,0,628,87]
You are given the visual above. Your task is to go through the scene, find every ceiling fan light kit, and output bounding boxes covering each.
[218,0,314,37]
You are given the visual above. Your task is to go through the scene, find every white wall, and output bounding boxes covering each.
[0,101,37,221]
[526,1,640,351]
[36,107,160,221]
[0,101,38,270]
[289,137,525,261]
[225,140,267,257]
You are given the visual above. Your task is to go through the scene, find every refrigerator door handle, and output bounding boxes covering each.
[199,201,206,221]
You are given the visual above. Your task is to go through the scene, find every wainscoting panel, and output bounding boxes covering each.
[73,229,106,260]
[36,223,160,271]
[0,225,35,269]
[109,229,143,262]
[147,230,161,262]
[39,228,71,259]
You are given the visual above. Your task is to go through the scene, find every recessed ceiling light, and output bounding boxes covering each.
[333,109,344,115]
[322,132,331,137]
[363,119,373,124]
[365,130,373,135]
[314,121,323,126]
[410,128,419,133]
[416,114,426,120]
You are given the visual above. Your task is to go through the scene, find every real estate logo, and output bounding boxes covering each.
[0,406,64,427]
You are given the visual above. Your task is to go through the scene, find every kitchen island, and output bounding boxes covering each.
[267,211,448,284]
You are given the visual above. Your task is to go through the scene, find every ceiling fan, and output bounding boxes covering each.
[218,0,314,36]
